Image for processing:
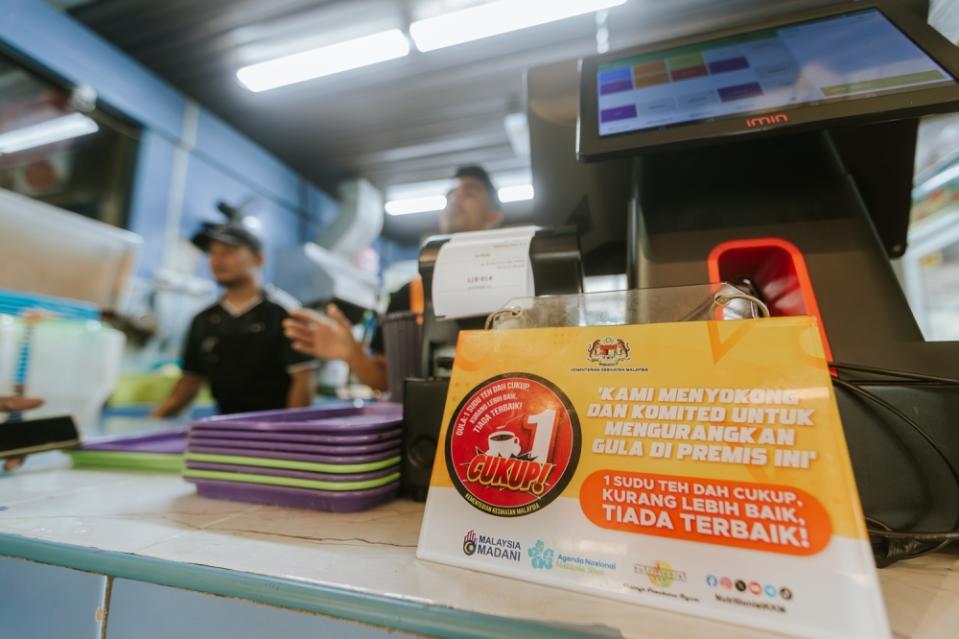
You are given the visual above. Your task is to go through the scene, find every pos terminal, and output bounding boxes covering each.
[567,1,959,558]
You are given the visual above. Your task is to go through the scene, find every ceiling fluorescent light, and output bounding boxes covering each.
[237,29,410,92]
[0,113,98,155]
[386,177,535,215]
[504,112,531,158]
[498,184,535,203]
[410,0,627,52]
[385,195,447,216]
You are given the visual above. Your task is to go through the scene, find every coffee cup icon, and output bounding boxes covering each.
[486,430,522,458]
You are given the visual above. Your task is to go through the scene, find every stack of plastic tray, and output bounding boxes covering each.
[185,403,403,512]
[68,429,187,472]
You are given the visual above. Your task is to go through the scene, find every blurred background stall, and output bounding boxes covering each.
[0,0,956,427]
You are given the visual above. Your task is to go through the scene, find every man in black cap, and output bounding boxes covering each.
[152,223,315,417]
[282,165,504,391]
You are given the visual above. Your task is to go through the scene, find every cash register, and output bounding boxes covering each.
[408,2,959,561]
[560,0,959,562]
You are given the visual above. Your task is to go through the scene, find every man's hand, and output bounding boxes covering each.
[283,305,362,364]
[283,305,387,391]
[1,396,44,471]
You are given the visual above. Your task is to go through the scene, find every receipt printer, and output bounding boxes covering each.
[419,226,583,376]
[402,226,584,500]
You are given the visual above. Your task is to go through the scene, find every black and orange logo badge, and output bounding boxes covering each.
[587,337,630,366]
[446,373,581,517]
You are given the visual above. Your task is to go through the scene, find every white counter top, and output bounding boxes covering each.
[0,462,955,638]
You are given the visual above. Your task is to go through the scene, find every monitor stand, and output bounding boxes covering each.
[627,126,959,533]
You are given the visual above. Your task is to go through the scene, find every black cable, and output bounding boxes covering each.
[865,516,952,567]
[839,379,945,386]
[866,529,959,541]
[832,377,959,494]
[830,362,959,385]
[830,372,959,563]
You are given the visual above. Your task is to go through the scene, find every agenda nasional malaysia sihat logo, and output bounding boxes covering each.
[446,373,581,517]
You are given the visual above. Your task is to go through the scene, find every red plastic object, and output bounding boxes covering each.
[707,238,832,361]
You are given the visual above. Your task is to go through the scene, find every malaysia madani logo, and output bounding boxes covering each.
[587,337,630,366]
[463,530,477,556]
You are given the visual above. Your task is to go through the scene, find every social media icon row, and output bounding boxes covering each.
[706,574,793,600]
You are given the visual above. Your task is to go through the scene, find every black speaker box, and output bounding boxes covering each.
[402,378,450,502]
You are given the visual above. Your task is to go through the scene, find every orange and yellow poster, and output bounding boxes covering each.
[417,317,889,638]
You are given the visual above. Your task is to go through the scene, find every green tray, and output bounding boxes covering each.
[67,450,185,473]
[184,452,401,474]
[183,468,401,492]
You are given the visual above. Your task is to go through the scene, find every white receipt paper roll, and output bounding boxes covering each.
[431,227,537,320]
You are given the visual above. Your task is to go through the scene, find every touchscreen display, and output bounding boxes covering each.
[597,9,955,136]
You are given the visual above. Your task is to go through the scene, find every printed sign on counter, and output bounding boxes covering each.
[417,317,889,638]
[431,227,536,320]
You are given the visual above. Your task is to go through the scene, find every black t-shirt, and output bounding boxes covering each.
[181,295,314,415]
[370,282,412,355]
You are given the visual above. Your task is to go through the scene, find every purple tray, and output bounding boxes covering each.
[192,402,402,433]
[188,478,400,512]
[188,436,401,456]
[187,427,402,445]
[186,461,399,483]
[187,445,401,465]
[76,429,187,454]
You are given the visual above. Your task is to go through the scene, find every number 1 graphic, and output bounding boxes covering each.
[525,409,557,462]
